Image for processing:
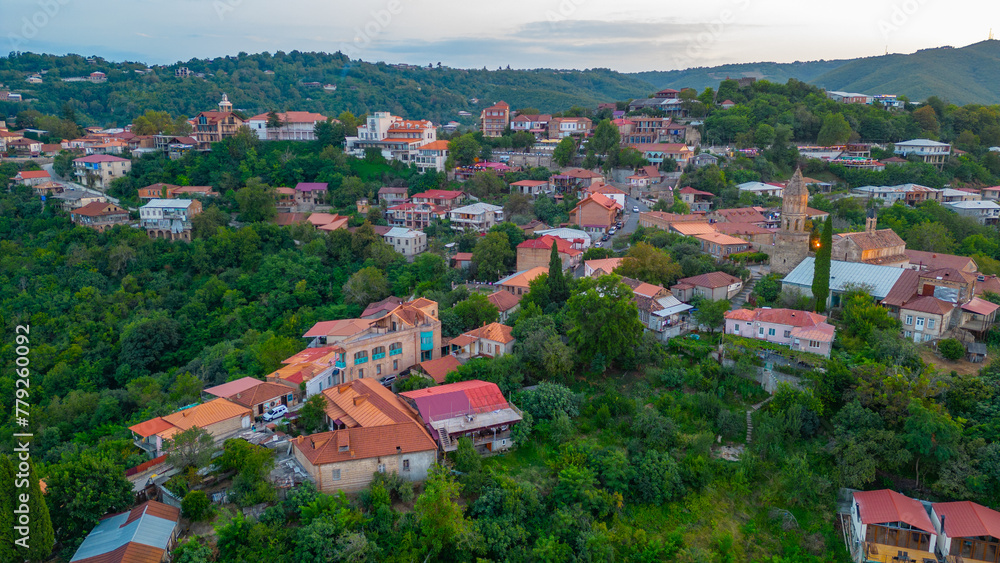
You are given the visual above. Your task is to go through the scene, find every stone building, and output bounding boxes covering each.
[771,169,811,274]
[831,210,908,267]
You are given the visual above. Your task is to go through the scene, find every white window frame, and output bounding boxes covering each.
[905,315,913,325]
[916,317,925,330]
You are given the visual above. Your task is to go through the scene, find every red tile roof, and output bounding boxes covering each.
[934,501,1000,539]
[73,155,129,163]
[412,189,464,200]
[418,355,463,383]
[292,422,437,465]
[517,235,583,256]
[854,489,934,531]
[679,186,713,196]
[17,170,50,179]
[128,417,174,438]
[724,307,827,328]
[904,250,977,272]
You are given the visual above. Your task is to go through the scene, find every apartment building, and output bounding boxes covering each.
[383,227,428,257]
[345,112,437,164]
[246,111,330,141]
[300,298,442,385]
[139,198,203,241]
[192,94,245,149]
[448,202,504,232]
[894,139,951,168]
[73,155,131,189]
[480,101,510,138]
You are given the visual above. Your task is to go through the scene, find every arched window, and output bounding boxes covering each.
[372,346,386,360]
[354,351,368,365]
[389,342,403,356]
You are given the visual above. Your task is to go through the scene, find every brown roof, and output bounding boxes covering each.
[292,422,437,466]
[900,295,955,316]
[275,212,308,226]
[677,271,742,289]
[694,232,750,246]
[837,229,905,251]
[418,355,463,383]
[963,297,1000,316]
[461,322,514,344]
[713,222,772,236]
[72,201,124,217]
[228,382,293,407]
[976,275,1000,296]
[487,290,521,312]
[922,267,978,285]
[713,207,766,224]
[881,269,921,308]
[905,249,977,272]
[74,541,166,563]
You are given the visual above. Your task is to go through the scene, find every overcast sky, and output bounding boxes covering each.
[4,0,995,71]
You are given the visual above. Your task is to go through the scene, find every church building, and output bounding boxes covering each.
[771,169,812,274]
[831,209,909,267]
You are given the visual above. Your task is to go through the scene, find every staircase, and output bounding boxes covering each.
[731,272,760,310]
[745,396,773,444]
[437,427,452,450]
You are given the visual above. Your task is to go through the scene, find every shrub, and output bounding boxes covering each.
[515,382,580,421]
[939,338,965,361]
[717,409,746,440]
[181,490,212,521]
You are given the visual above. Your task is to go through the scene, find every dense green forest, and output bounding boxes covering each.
[0,51,653,127]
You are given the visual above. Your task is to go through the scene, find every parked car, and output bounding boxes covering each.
[379,374,396,387]
[616,222,623,229]
[262,404,288,422]
[633,206,639,213]
[601,234,609,241]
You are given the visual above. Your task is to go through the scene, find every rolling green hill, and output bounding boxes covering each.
[810,40,1000,105]
[630,59,850,93]
[632,41,1000,106]
[0,52,654,127]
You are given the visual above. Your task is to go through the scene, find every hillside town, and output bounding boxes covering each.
[8,57,1000,563]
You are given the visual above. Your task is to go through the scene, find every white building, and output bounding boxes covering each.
[894,139,951,167]
[383,227,428,258]
[246,111,330,141]
[736,181,783,197]
[449,202,504,232]
[345,112,437,165]
[139,199,202,241]
[535,227,591,249]
[947,199,1000,225]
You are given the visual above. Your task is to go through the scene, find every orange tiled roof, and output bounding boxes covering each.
[322,378,420,428]
[487,290,521,312]
[161,398,251,432]
[461,322,514,345]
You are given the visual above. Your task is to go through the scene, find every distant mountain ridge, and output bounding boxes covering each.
[631,41,1000,106]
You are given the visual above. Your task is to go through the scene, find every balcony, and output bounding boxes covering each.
[389,348,402,356]
[372,352,386,360]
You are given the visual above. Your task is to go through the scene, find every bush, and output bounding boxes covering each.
[939,338,965,361]
[515,382,580,421]
[717,409,746,441]
[181,490,212,521]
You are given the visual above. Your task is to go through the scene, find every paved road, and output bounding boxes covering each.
[42,162,126,207]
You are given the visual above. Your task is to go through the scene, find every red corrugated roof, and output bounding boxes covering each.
[400,379,510,421]
[935,501,1000,539]
[854,489,934,531]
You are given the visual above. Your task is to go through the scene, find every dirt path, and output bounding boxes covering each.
[919,347,982,376]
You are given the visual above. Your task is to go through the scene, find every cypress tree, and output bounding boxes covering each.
[13,459,55,562]
[812,216,833,313]
[0,455,15,563]
[546,242,569,305]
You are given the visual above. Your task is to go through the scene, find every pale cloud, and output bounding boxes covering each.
[2,0,997,72]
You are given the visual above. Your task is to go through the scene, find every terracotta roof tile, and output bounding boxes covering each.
[461,322,514,345]
[678,271,742,289]
[487,290,521,312]
[228,382,294,407]
[837,229,906,252]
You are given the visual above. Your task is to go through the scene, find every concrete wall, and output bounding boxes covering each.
[297,448,437,492]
